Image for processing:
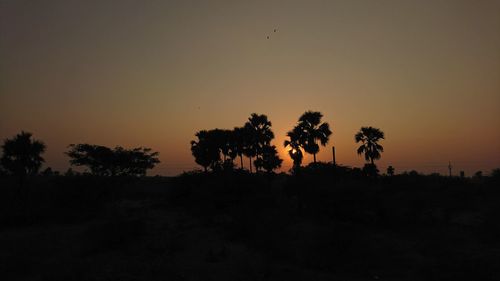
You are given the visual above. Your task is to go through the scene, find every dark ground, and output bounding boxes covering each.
[1,168,500,281]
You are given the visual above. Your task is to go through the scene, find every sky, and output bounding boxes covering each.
[1,0,499,176]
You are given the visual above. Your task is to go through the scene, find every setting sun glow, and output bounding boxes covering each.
[1,0,499,176]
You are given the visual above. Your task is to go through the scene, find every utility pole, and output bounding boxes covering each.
[448,161,452,177]
[332,146,336,166]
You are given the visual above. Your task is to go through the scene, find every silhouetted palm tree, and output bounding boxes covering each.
[1,131,46,182]
[295,111,331,163]
[242,125,256,173]
[355,126,385,165]
[244,113,274,172]
[284,127,303,170]
[232,127,247,169]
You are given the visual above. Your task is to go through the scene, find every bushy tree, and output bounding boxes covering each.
[66,144,159,176]
[254,145,282,173]
[1,131,46,179]
[191,130,221,172]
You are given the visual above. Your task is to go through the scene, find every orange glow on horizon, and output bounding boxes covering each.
[1,1,499,176]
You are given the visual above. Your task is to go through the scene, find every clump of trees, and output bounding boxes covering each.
[66,144,160,176]
[0,114,386,179]
[191,113,282,173]
[0,131,161,179]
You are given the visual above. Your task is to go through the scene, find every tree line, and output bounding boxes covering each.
[0,110,387,179]
[0,132,160,180]
[190,110,385,174]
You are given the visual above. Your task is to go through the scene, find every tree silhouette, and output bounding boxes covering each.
[242,125,257,173]
[66,144,114,176]
[66,144,159,176]
[1,131,46,181]
[191,130,221,172]
[254,145,283,173]
[355,126,385,165]
[284,127,304,170]
[210,129,234,163]
[295,111,331,163]
[232,127,247,169]
[244,113,274,172]
[387,165,395,176]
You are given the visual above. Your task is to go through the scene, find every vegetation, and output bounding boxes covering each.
[284,126,304,171]
[1,127,500,281]
[292,111,332,163]
[189,111,333,174]
[0,131,46,182]
[232,126,248,169]
[254,145,283,173]
[243,113,275,172]
[191,130,220,172]
[387,165,395,176]
[191,113,281,173]
[1,167,500,280]
[355,126,385,165]
[66,144,160,176]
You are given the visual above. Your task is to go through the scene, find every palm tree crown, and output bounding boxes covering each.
[283,126,304,169]
[355,126,385,164]
[295,111,331,163]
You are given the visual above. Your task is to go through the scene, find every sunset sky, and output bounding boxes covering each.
[1,0,499,176]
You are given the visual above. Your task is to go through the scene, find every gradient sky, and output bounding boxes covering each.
[1,0,499,176]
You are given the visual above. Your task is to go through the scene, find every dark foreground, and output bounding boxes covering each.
[1,169,500,281]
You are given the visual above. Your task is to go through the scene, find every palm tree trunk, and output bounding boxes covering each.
[313,153,316,163]
[370,158,374,165]
[240,154,244,169]
[249,157,253,173]
[204,166,208,173]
